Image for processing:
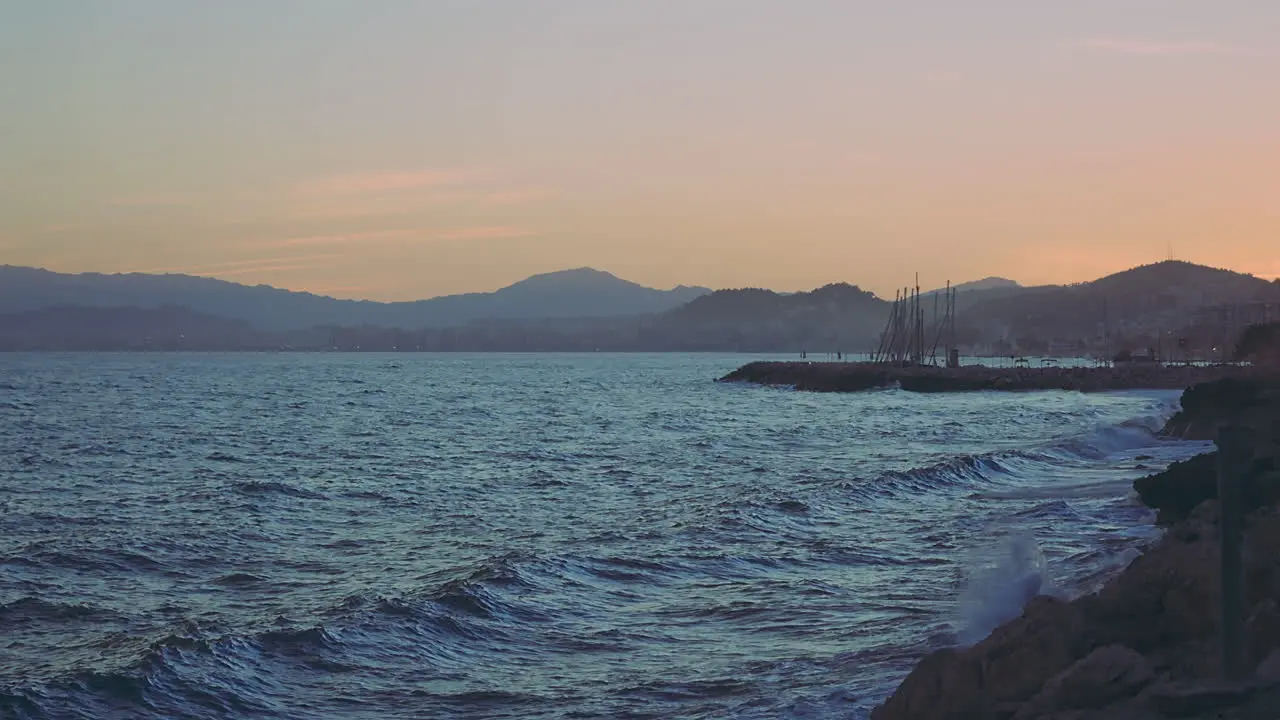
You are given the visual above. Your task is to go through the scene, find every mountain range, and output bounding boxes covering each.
[0,266,710,331]
[1,261,1277,353]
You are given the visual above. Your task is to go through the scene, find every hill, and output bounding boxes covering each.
[959,261,1280,354]
[0,266,710,331]
[923,277,1020,297]
[0,306,269,351]
[643,283,890,351]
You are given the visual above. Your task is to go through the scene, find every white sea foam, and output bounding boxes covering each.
[956,532,1059,646]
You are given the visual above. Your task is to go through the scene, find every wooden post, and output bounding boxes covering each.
[1217,424,1249,680]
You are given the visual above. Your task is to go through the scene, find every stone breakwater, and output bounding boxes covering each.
[718,361,1257,393]
[871,378,1280,720]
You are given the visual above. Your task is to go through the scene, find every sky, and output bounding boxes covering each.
[1,1,1277,301]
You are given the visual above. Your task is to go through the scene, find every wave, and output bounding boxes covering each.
[0,597,116,627]
[846,400,1186,502]
[229,480,328,500]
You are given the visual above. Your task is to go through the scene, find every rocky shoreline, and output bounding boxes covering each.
[871,377,1280,719]
[719,361,1257,394]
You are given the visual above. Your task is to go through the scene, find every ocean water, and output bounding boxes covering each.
[0,353,1209,719]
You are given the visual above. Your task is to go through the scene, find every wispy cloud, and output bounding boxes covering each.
[295,170,469,197]
[307,285,370,296]
[475,187,559,205]
[216,262,325,277]
[1084,38,1266,57]
[437,226,537,241]
[276,228,423,247]
[110,194,194,207]
[131,253,343,276]
[275,225,536,248]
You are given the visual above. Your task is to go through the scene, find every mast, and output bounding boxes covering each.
[948,281,956,363]
[1102,297,1110,366]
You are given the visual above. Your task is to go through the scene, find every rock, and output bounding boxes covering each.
[1256,648,1280,683]
[873,597,1090,720]
[1132,453,1218,525]
[1246,599,1280,668]
[1132,458,1280,528]
[1075,503,1219,661]
[1148,680,1259,717]
[1161,377,1276,440]
[1013,645,1154,720]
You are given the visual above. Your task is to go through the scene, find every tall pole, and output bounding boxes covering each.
[914,273,922,366]
[948,282,954,354]
[1103,297,1110,367]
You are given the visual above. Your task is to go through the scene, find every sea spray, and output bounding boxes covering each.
[956,532,1059,646]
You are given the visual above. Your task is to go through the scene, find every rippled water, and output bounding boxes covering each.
[0,353,1208,719]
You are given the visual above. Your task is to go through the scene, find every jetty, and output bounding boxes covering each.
[719,361,1259,393]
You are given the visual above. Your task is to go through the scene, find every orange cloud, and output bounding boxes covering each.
[295,170,468,197]
[275,226,535,247]
[1085,38,1266,57]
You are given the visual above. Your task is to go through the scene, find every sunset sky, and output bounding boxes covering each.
[2,1,1277,301]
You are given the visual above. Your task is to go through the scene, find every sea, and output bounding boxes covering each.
[0,353,1210,719]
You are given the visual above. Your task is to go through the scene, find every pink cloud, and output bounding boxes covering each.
[295,170,468,197]
[477,187,559,205]
[436,226,537,241]
[131,253,343,275]
[276,228,422,247]
[1085,38,1266,57]
[275,226,536,247]
[110,194,194,207]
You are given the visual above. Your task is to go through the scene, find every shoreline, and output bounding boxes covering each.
[871,377,1280,719]
[720,361,1257,393]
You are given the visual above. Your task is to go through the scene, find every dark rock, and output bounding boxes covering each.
[872,597,1091,720]
[1133,453,1218,525]
[1133,457,1280,528]
[1149,681,1259,717]
[1076,500,1220,664]
[1013,645,1154,719]
[1162,377,1278,440]
[1256,648,1280,684]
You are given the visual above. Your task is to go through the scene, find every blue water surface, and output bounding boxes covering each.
[0,353,1206,719]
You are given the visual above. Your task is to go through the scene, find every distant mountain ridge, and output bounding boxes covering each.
[0,265,710,331]
[2,260,1277,353]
